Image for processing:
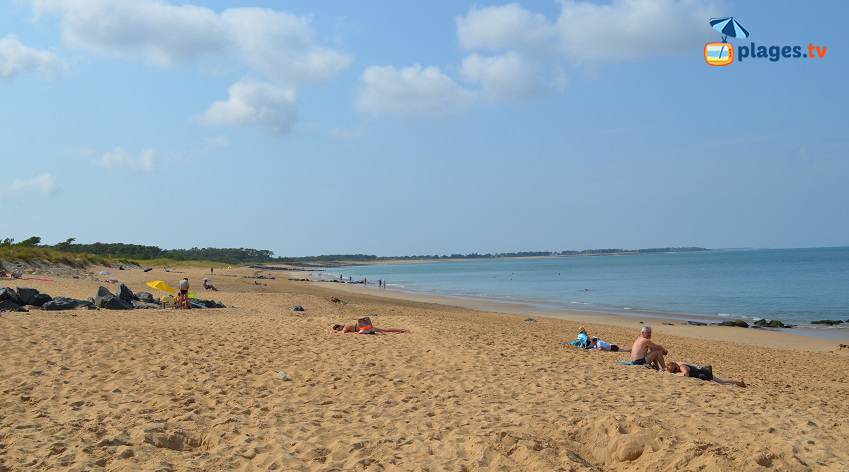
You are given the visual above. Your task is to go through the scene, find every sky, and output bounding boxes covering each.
[1,0,847,257]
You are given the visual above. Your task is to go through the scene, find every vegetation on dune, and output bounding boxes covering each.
[1,237,110,268]
[3,236,709,267]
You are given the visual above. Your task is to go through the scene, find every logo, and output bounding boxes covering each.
[704,17,748,66]
[705,17,827,65]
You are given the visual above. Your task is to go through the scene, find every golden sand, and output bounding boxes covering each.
[1,265,848,470]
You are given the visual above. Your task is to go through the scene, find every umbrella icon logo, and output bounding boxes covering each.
[704,17,750,66]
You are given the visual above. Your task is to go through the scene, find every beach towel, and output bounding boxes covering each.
[618,359,659,370]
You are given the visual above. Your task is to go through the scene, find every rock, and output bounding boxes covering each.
[131,300,161,309]
[812,319,844,325]
[0,299,25,311]
[687,321,707,326]
[0,287,24,306]
[196,299,224,309]
[717,320,749,328]
[30,293,53,307]
[15,287,40,305]
[136,291,154,303]
[41,297,79,311]
[524,318,537,322]
[116,284,136,302]
[94,286,133,310]
[768,320,790,328]
[292,305,305,312]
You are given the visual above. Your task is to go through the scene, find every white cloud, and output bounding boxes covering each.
[0,174,57,201]
[554,0,723,61]
[26,0,352,134]
[355,64,476,119]
[456,0,722,62]
[455,3,556,53]
[221,8,352,87]
[203,135,231,151]
[460,52,545,102]
[0,34,66,81]
[99,147,157,173]
[202,79,298,135]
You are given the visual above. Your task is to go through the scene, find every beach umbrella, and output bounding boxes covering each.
[146,280,175,293]
[709,17,750,42]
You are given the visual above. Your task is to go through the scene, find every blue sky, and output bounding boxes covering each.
[2,0,847,256]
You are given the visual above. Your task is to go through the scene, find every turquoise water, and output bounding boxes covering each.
[323,248,849,327]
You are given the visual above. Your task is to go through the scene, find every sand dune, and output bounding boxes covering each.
[1,266,848,470]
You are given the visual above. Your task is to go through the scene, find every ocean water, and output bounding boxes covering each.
[321,247,849,327]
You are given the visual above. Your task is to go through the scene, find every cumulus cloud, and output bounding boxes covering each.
[202,79,298,135]
[99,148,157,173]
[221,8,352,87]
[355,64,476,119]
[460,52,544,102]
[26,0,352,134]
[455,3,556,53]
[0,34,66,81]
[0,174,57,202]
[457,0,722,62]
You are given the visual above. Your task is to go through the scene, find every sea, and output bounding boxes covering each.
[318,247,849,337]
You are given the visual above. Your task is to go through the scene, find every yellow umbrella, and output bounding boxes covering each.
[146,280,175,293]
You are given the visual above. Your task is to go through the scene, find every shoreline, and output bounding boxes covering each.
[302,275,849,351]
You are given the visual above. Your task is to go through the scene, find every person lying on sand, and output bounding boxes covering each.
[329,296,346,304]
[588,337,631,352]
[630,325,667,370]
[329,318,407,334]
[666,362,746,387]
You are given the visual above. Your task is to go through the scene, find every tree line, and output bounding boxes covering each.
[2,236,708,265]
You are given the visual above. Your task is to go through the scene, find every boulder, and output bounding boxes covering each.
[116,284,136,302]
[812,319,844,325]
[15,287,40,305]
[292,305,305,312]
[687,321,707,326]
[136,291,155,303]
[717,320,749,328]
[95,286,133,310]
[0,299,23,311]
[195,299,225,309]
[41,297,79,311]
[0,287,24,306]
[30,293,53,307]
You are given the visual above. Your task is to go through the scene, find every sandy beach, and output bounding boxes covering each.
[2,265,848,471]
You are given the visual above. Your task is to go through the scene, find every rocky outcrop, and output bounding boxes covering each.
[116,284,136,303]
[95,286,133,310]
[0,287,24,306]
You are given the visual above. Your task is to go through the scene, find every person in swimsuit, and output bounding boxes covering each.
[588,337,630,352]
[629,325,667,370]
[666,362,746,387]
[330,323,407,334]
[177,277,191,309]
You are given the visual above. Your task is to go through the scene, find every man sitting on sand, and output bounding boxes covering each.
[630,325,667,370]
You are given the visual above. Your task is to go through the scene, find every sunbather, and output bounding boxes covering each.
[665,362,746,387]
[330,318,407,334]
[588,336,631,352]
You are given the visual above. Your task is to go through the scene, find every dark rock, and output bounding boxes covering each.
[524,318,537,322]
[687,321,707,326]
[292,305,304,311]
[136,291,154,303]
[753,319,767,327]
[116,284,136,302]
[196,299,225,309]
[41,297,78,311]
[15,287,40,305]
[812,319,844,325]
[0,287,24,306]
[0,299,22,311]
[30,293,53,307]
[94,286,133,310]
[143,268,152,272]
[131,300,161,309]
[717,320,749,328]
[768,320,789,328]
